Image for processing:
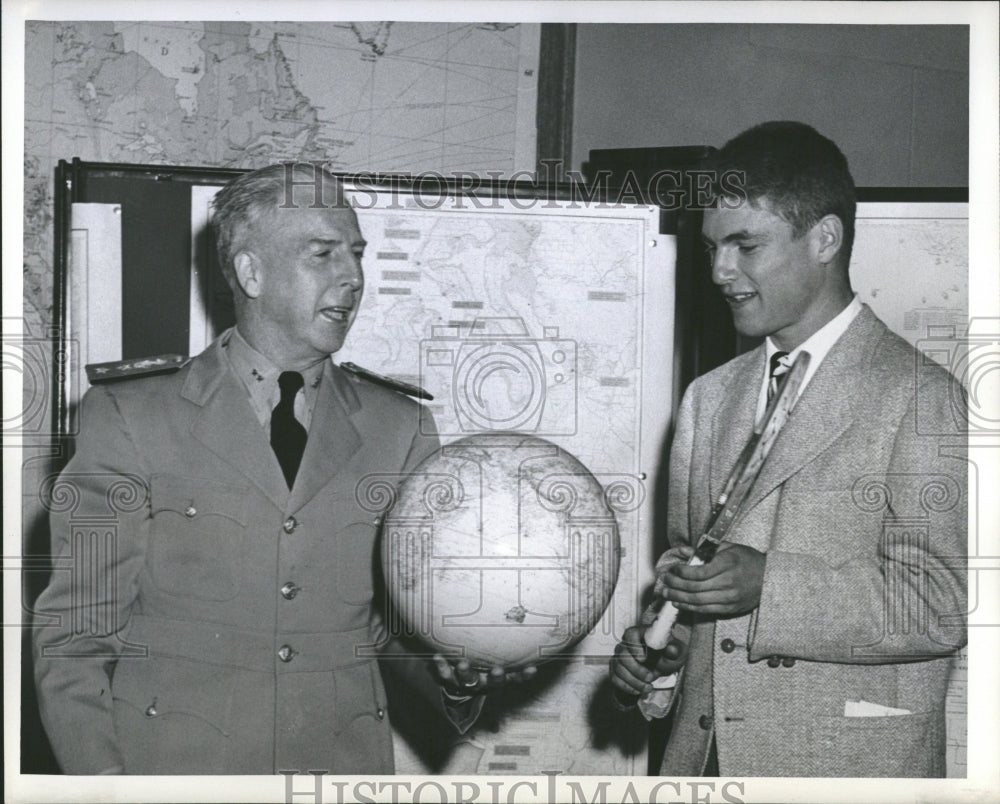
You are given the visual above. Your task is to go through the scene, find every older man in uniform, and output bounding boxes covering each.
[610,122,967,777]
[33,164,493,774]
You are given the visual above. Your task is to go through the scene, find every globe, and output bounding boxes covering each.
[380,433,621,669]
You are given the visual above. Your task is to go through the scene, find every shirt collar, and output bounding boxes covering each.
[222,327,327,427]
[766,294,862,369]
[757,295,862,419]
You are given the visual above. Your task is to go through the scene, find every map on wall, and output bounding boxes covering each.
[851,202,969,360]
[23,20,540,326]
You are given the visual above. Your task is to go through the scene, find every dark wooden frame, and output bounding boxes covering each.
[536,23,576,180]
[51,158,628,441]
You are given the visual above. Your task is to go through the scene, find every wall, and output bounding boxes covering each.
[572,24,968,186]
[22,20,539,330]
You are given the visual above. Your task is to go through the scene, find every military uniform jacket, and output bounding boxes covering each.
[33,335,438,774]
[659,306,967,777]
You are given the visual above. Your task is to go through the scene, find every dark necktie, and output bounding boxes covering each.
[767,351,791,403]
[271,371,307,488]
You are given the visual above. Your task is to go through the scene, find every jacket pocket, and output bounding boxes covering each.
[814,709,943,777]
[148,474,248,601]
[331,661,392,771]
[112,656,236,773]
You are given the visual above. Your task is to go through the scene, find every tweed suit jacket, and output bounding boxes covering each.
[33,333,439,774]
[659,306,967,777]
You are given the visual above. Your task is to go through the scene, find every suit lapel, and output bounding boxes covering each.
[739,308,880,515]
[709,352,762,507]
[287,361,363,511]
[183,339,290,508]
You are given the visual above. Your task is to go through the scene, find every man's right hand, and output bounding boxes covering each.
[609,624,689,701]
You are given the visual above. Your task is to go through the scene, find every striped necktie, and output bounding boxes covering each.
[768,351,791,404]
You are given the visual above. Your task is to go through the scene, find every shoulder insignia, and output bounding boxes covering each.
[339,362,433,401]
[86,354,190,384]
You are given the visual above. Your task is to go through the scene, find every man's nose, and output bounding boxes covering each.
[340,255,364,290]
[710,248,737,286]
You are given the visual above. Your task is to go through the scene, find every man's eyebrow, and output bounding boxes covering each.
[307,237,367,246]
[702,229,758,245]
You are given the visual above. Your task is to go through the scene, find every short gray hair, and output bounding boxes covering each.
[211,163,344,286]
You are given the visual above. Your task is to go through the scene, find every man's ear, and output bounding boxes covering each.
[812,214,844,266]
[233,251,262,299]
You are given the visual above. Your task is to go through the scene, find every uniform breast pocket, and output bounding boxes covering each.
[148,474,249,601]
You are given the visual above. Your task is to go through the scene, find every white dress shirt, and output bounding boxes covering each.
[755,295,863,423]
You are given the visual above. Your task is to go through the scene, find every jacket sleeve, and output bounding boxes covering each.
[373,406,486,732]
[748,372,968,663]
[665,383,698,550]
[32,385,151,773]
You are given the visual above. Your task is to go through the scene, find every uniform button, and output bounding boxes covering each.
[376,707,385,720]
[278,645,296,662]
[720,638,735,653]
[145,703,158,717]
[280,582,300,600]
[782,657,796,668]
[767,655,782,668]
[283,516,297,534]
[698,714,712,730]
[184,505,197,518]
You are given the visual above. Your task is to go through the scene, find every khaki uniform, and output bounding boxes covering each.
[33,333,438,774]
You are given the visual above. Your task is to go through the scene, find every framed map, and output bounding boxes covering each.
[852,200,969,363]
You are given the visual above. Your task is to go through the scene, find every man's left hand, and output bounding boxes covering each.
[658,543,766,617]
[433,656,537,697]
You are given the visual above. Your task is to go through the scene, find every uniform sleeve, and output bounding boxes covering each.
[748,374,968,663]
[373,404,484,732]
[403,401,441,472]
[32,386,150,773]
